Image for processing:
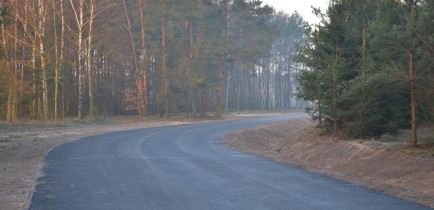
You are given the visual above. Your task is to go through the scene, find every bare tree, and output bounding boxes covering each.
[216,0,229,118]
[69,0,85,119]
[52,0,60,120]
[138,0,149,118]
[87,0,95,119]
[161,0,169,118]
[122,0,147,119]
[1,1,14,122]
[60,0,66,119]
[37,0,50,120]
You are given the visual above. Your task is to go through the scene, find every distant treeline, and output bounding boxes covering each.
[296,0,433,146]
[0,0,306,122]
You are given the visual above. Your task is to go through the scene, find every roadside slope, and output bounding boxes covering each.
[223,118,434,208]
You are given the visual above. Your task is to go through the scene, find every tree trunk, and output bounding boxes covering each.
[217,58,224,118]
[122,0,146,119]
[199,90,205,117]
[87,0,95,120]
[333,36,339,137]
[1,6,15,123]
[31,14,38,120]
[265,60,270,110]
[38,0,49,121]
[161,0,169,118]
[139,0,148,118]
[225,69,230,112]
[361,26,366,79]
[408,0,417,146]
[52,0,59,121]
[60,0,65,120]
[318,103,322,126]
[12,1,18,121]
[188,20,196,118]
[216,0,229,118]
[78,0,83,120]
[69,0,85,119]
[20,1,28,118]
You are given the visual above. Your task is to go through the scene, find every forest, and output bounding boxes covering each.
[0,0,306,123]
[296,0,433,146]
[0,0,432,146]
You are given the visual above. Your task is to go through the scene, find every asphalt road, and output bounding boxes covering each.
[29,115,432,210]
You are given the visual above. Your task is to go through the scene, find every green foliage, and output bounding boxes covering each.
[296,0,433,142]
[391,126,434,148]
[0,6,9,25]
[340,73,410,137]
[0,138,12,143]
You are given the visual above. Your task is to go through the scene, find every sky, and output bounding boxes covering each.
[262,0,329,24]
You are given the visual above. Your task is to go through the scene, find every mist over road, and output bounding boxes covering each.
[29,115,431,210]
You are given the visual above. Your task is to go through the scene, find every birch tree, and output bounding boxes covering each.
[87,0,95,119]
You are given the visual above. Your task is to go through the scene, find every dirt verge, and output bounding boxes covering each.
[223,118,434,208]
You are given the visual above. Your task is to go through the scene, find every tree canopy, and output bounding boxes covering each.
[296,0,433,146]
[0,0,307,122]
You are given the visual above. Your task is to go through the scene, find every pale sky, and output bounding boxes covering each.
[262,0,329,24]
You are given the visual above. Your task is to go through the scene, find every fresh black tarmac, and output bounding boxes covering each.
[29,115,432,210]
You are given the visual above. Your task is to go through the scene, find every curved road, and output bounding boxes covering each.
[30,115,431,210]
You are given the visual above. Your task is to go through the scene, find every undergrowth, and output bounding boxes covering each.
[391,126,434,148]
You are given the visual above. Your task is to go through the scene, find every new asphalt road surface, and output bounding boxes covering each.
[29,115,432,210]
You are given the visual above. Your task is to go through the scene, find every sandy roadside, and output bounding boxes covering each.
[224,118,434,208]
